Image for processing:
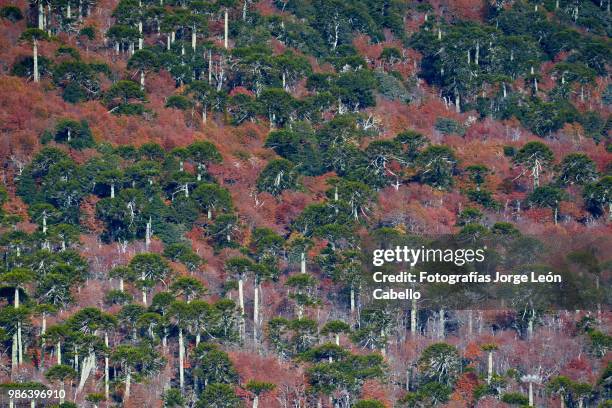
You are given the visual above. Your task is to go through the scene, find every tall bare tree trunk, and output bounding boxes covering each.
[138,21,143,49]
[125,368,131,399]
[438,309,445,339]
[11,333,17,375]
[528,381,533,406]
[208,50,212,84]
[17,322,23,365]
[105,333,109,401]
[253,283,259,341]
[224,9,229,49]
[179,328,184,390]
[487,351,493,383]
[33,40,39,83]
[38,3,44,29]
[238,278,245,339]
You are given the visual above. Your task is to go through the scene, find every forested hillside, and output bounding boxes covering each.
[0,0,610,407]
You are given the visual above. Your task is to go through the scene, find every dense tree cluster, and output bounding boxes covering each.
[0,0,610,407]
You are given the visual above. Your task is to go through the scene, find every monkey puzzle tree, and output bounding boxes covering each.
[103,80,146,114]
[272,50,312,91]
[170,276,206,303]
[465,164,490,191]
[127,49,158,88]
[417,343,462,386]
[191,342,238,390]
[513,141,554,189]
[1,268,34,308]
[583,176,611,220]
[187,141,222,181]
[287,234,313,274]
[256,159,299,197]
[187,81,217,124]
[112,343,164,401]
[394,130,428,163]
[96,169,124,199]
[197,383,240,408]
[129,253,171,305]
[246,380,276,408]
[571,382,593,408]
[527,185,567,223]
[325,179,375,222]
[547,376,572,408]
[224,256,252,336]
[20,28,49,83]
[192,183,233,219]
[208,214,239,249]
[556,153,598,186]
[217,0,237,49]
[481,343,498,384]
[45,364,76,403]
[168,300,192,391]
[109,266,135,293]
[321,320,351,346]
[416,145,458,190]
[285,273,319,319]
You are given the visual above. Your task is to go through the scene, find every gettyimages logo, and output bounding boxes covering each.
[372,246,486,267]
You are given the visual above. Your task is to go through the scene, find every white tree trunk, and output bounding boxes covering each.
[145,217,151,250]
[179,328,185,390]
[138,21,143,49]
[11,333,17,374]
[208,50,212,84]
[17,321,23,365]
[105,333,109,401]
[438,309,445,339]
[224,10,229,49]
[253,283,259,341]
[300,252,306,274]
[411,297,417,337]
[57,341,61,364]
[38,3,44,29]
[192,30,196,51]
[78,352,95,392]
[238,278,245,315]
[487,351,493,383]
[33,41,39,83]
[528,381,533,406]
[125,369,131,399]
